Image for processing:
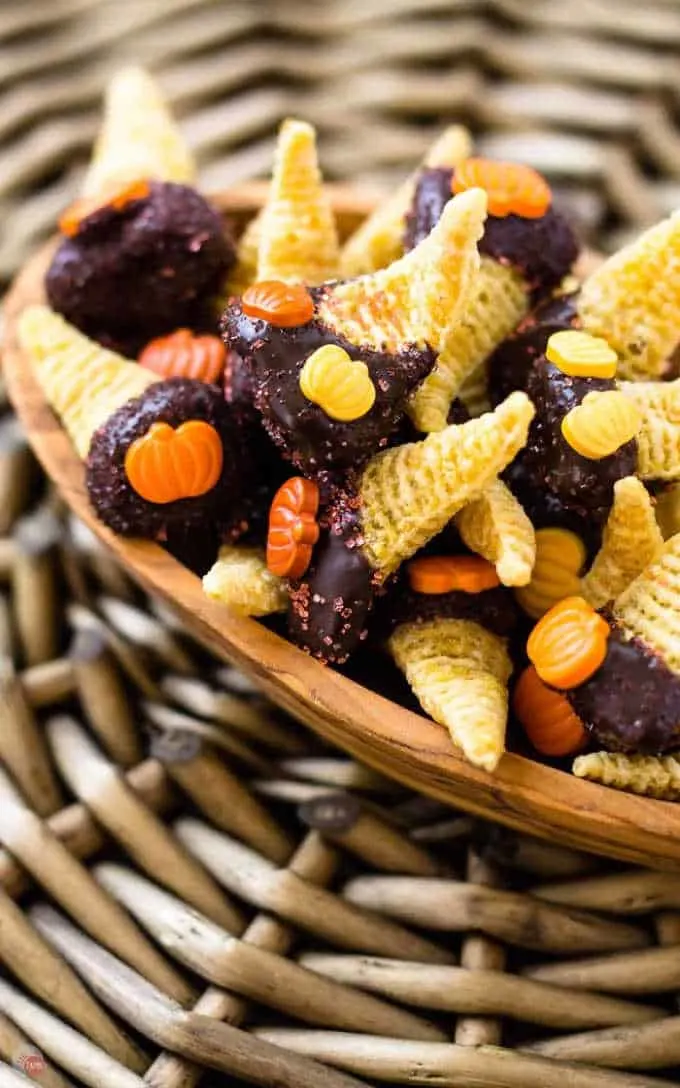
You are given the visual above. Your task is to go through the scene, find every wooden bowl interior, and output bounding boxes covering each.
[5,183,680,871]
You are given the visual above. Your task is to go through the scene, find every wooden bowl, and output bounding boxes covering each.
[5,184,680,870]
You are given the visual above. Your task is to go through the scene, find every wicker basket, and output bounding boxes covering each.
[1,384,680,1085]
[0,0,679,285]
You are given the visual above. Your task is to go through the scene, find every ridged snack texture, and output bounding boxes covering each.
[455,478,535,587]
[389,617,512,772]
[18,305,157,458]
[203,546,288,617]
[359,391,534,576]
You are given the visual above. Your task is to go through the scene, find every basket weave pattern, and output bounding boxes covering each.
[1,0,679,283]
[0,384,680,1085]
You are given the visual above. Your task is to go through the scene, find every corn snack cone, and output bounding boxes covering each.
[82,66,196,198]
[574,751,680,800]
[455,478,535,587]
[203,546,288,617]
[389,618,511,772]
[18,306,157,458]
[339,125,472,278]
[359,391,534,576]
[317,188,487,356]
[613,532,680,675]
[577,211,680,381]
[620,378,680,481]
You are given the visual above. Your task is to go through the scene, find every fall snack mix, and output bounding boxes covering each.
[17,68,680,792]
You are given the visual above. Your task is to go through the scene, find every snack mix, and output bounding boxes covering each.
[17,67,680,793]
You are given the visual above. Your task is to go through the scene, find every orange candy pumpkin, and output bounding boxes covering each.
[242,281,315,327]
[267,477,320,579]
[139,329,226,384]
[408,555,501,595]
[452,158,551,219]
[527,596,610,690]
[124,420,223,505]
[513,665,587,757]
[59,179,151,237]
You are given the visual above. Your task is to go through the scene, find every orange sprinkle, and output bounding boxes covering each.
[408,555,501,595]
[514,665,588,757]
[242,281,315,328]
[267,476,320,579]
[527,596,610,691]
[139,329,226,385]
[452,158,551,219]
[59,179,151,237]
[124,420,222,505]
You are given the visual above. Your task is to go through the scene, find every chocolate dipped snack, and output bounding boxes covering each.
[525,534,680,758]
[285,392,534,663]
[404,158,579,432]
[17,307,250,540]
[45,68,233,355]
[222,188,488,475]
[489,211,680,403]
[340,125,472,279]
[228,118,340,294]
[46,180,233,357]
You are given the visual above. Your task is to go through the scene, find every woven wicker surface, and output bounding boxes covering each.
[1,0,679,285]
[1,389,680,1086]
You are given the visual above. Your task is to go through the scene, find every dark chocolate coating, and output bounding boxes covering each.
[568,626,680,754]
[377,577,519,640]
[221,289,435,476]
[504,459,604,558]
[86,379,250,539]
[404,167,579,297]
[46,182,233,356]
[514,358,637,522]
[287,487,376,665]
[488,293,581,405]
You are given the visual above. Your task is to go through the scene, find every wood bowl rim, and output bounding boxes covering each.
[5,181,680,871]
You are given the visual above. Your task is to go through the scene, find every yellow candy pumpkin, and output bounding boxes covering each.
[300,344,376,422]
[546,329,618,379]
[515,526,586,620]
[561,390,642,460]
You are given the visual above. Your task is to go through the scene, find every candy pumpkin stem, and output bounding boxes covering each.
[620,377,680,481]
[408,255,528,432]
[574,751,680,800]
[613,532,680,676]
[455,477,536,587]
[577,210,680,381]
[256,119,339,286]
[203,546,288,617]
[317,187,487,356]
[389,618,512,772]
[17,305,158,458]
[339,125,473,278]
[82,66,196,198]
[580,477,663,610]
[359,391,534,576]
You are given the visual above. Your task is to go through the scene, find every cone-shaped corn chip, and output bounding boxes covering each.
[82,66,196,198]
[580,477,663,610]
[256,119,339,286]
[340,125,472,278]
[360,391,534,576]
[18,305,157,458]
[655,483,680,540]
[574,751,680,800]
[459,362,491,418]
[389,618,512,772]
[203,545,288,617]
[455,478,535,587]
[226,211,262,297]
[317,188,487,356]
[613,533,680,675]
[577,211,680,381]
[620,378,680,481]
[409,256,527,432]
